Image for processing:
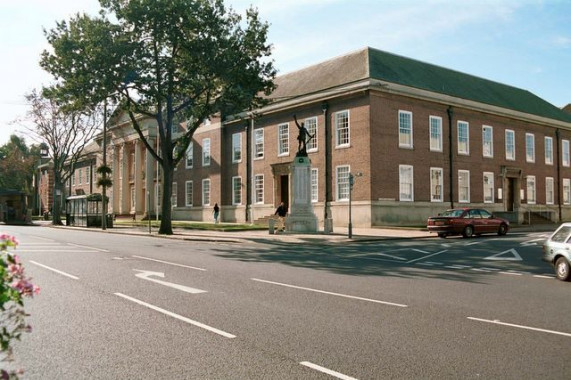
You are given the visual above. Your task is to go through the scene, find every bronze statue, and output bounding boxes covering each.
[294,114,315,156]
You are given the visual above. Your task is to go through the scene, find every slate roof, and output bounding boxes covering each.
[271,47,571,124]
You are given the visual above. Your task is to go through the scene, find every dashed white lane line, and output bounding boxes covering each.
[252,278,407,308]
[29,260,79,280]
[500,271,524,276]
[132,255,206,271]
[114,293,235,339]
[300,361,358,380]
[67,243,109,252]
[468,317,571,338]
[533,274,555,279]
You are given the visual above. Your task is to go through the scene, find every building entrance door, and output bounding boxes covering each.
[280,175,289,206]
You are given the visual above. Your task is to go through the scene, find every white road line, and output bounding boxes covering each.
[16,250,98,253]
[67,243,109,252]
[407,250,447,264]
[251,278,407,308]
[500,271,523,276]
[445,265,472,269]
[300,361,358,380]
[468,317,571,338]
[114,293,235,338]
[132,255,206,271]
[29,261,79,280]
[412,248,429,254]
[533,274,554,279]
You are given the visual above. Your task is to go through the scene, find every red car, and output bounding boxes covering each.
[427,208,509,238]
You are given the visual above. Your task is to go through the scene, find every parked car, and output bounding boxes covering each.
[427,208,509,238]
[542,223,571,281]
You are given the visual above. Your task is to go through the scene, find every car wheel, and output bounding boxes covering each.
[438,233,447,238]
[462,225,474,238]
[497,223,508,236]
[555,257,571,281]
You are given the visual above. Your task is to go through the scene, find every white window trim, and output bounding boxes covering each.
[526,133,535,163]
[527,175,536,204]
[429,116,443,152]
[563,139,570,167]
[254,174,264,204]
[483,171,495,203]
[335,165,350,201]
[545,136,553,165]
[458,169,470,203]
[430,167,443,202]
[506,129,515,161]
[482,125,493,158]
[546,177,554,205]
[232,176,242,205]
[278,123,289,156]
[171,182,177,208]
[185,180,193,207]
[399,164,414,202]
[311,168,319,203]
[335,110,350,148]
[185,143,193,169]
[306,116,318,153]
[202,138,211,167]
[564,178,571,205]
[232,133,242,163]
[398,110,413,149]
[254,128,264,160]
[457,121,470,155]
[202,179,211,206]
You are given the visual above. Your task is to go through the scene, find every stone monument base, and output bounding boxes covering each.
[285,213,318,233]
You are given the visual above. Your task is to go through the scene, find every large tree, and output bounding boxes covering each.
[40,0,275,234]
[25,90,101,225]
[0,135,39,193]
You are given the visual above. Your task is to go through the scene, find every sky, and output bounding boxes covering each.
[1,0,570,146]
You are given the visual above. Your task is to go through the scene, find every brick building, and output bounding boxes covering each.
[107,47,571,227]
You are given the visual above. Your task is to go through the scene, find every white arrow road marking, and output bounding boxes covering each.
[485,248,522,261]
[134,270,206,294]
[115,293,235,338]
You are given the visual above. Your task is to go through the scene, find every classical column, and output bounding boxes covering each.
[134,140,143,215]
[145,138,155,218]
[121,143,129,214]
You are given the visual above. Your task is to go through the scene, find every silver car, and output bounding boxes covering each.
[542,223,571,281]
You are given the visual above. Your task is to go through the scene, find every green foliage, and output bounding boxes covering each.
[0,135,40,194]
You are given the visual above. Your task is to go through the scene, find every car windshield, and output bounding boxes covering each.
[440,209,464,217]
[550,226,571,243]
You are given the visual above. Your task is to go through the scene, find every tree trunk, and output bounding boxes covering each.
[159,164,173,235]
[51,175,64,226]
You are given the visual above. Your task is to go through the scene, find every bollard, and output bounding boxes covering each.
[268,218,275,234]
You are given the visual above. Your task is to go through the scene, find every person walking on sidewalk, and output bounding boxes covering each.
[213,203,220,224]
[274,202,287,231]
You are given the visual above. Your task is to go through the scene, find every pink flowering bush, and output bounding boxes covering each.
[1,234,39,379]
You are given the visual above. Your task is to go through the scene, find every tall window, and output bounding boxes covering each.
[86,166,90,184]
[335,111,350,147]
[71,171,75,186]
[278,123,289,156]
[457,121,469,155]
[563,140,570,167]
[430,167,443,202]
[254,129,264,159]
[429,116,442,152]
[564,178,571,205]
[254,174,264,204]
[399,111,413,148]
[526,176,536,204]
[202,179,211,206]
[202,138,211,166]
[546,177,554,205]
[185,142,193,168]
[78,168,82,185]
[232,133,242,163]
[305,117,318,152]
[545,137,553,165]
[483,172,494,203]
[311,168,318,202]
[458,170,470,203]
[526,133,535,163]
[399,165,414,201]
[185,181,193,207]
[336,165,350,201]
[505,130,515,160]
[232,176,242,205]
[171,182,177,208]
[482,126,493,158]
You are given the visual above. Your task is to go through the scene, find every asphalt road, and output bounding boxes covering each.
[3,225,570,379]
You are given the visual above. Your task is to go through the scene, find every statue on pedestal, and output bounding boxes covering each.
[294,115,315,157]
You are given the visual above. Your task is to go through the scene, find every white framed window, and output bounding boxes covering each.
[185,181,193,207]
[430,167,443,202]
[527,176,536,204]
[458,170,470,203]
[305,117,318,152]
[86,166,90,184]
[563,139,570,167]
[232,176,242,205]
[278,123,289,156]
[254,129,264,159]
[232,133,242,163]
[546,177,554,205]
[78,168,82,185]
[564,178,571,205]
[185,142,193,168]
[254,174,264,204]
[505,129,515,160]
[483,172,494,203]
[545,137,553,165]
[482,125,493,158]
[171,182,177,208]
[311,168,318,202]
[71,171,75,186]
[526,133,535,163]
[130,185,135,209]
[399,165,414,201]
[429,116,442,152]
[399,111,413,148]
[335,110,350,147]
[202,179,211,206]
[336,165,350,201]
[457,121,469,155]
[202,138,211,166]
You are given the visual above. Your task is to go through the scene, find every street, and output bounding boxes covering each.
[3,225,570,379]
